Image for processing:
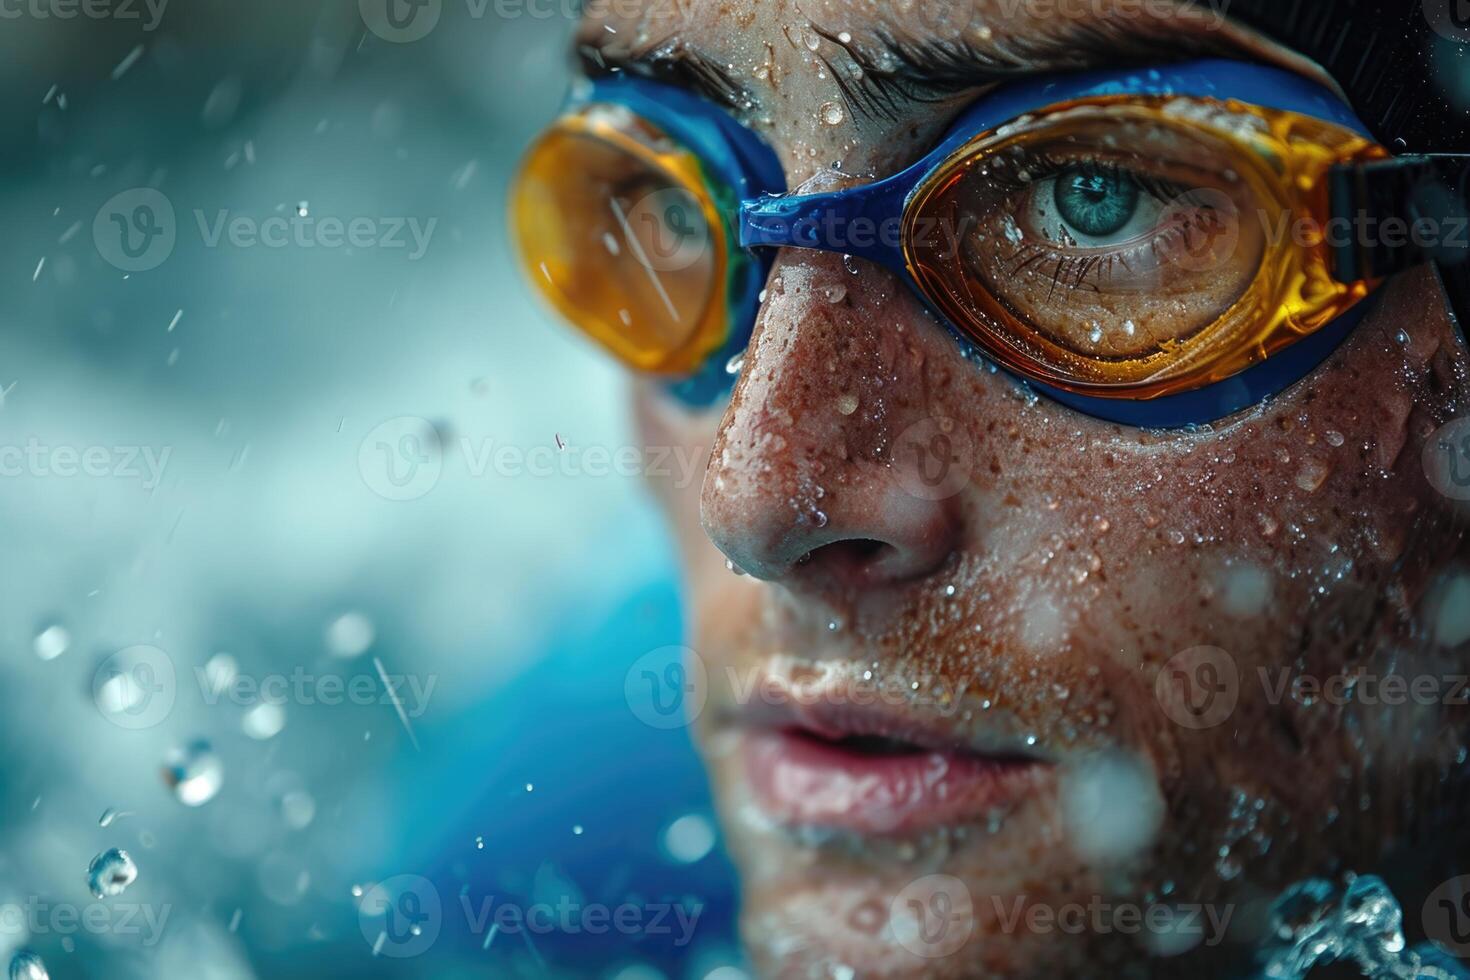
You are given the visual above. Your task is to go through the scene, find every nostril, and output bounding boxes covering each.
[794,538,899,589]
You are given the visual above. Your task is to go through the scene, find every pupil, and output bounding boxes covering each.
[1053,167,1140,238]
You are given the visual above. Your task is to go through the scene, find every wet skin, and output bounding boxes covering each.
[577,1,1470,976]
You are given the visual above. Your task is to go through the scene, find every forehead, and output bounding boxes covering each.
[575,0,1247,178]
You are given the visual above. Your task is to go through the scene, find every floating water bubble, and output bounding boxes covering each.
[202,653,238,696]
[32,625,69,661]
[280,790,316,830]
[98,806,131,827]
[325,612,375,658]
[257,853,310,907]
[242,702,286,740]
[162,740,224,807]
[1059,751,1164,865]
[7,951,47,980]
[87,848,137,898]
[661,813,716,864]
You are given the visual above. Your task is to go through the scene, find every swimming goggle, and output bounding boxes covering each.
[511,59,1469,426]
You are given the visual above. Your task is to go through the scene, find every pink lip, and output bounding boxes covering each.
[728,668,1052,835]
[742,729,1046,835]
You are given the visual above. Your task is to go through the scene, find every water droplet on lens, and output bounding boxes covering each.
[163,739,224,806]
[87,848,137,898]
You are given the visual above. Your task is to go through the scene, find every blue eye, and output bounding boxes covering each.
[1053,167,1141,237]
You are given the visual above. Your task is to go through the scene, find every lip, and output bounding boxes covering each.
[728,665,1054,835]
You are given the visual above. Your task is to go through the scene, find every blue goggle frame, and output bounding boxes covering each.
[589,59,1383,426]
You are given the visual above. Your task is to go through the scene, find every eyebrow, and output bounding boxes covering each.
[576,20,1243,122]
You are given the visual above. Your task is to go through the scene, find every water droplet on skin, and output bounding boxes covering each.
[823,283,847,303]
[163,739,224,806]
[1324,430,1345,447]
[820,102,845,126]
[8,951,48,980]
[32,624,69,661]
[724,558,746,576]
[812,510,829,528]
[842,254,859,274]
[836,392,859,415]
[87,848,137,898]
[725,352,745,376]
[1296,457,1331,492]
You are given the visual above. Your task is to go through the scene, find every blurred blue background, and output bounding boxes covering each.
[0,2,742,976]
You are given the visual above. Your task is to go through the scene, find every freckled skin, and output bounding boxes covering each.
[595,2,1470,976]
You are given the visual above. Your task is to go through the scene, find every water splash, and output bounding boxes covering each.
[163,739,224,806]
[7,950,47,980]
[1260,875,1467,979]
[86,847,137,899]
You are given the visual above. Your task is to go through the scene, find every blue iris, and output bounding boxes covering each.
[1053,167,1140,237]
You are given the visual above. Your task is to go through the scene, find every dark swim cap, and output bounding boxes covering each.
[1227,0,1469,151]
[1227,0,1469,336]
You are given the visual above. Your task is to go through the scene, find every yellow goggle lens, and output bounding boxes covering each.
[511,104,729,375]
[904,96,1389,398]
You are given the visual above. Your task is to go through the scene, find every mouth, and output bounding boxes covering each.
[731,666,1055,836]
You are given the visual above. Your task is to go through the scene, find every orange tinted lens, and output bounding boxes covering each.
[512,105,726,374]
[904,98,1383,397]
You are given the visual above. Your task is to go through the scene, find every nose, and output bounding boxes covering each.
[700,253,964,598]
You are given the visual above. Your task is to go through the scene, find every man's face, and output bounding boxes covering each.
[581,1,1470,975]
